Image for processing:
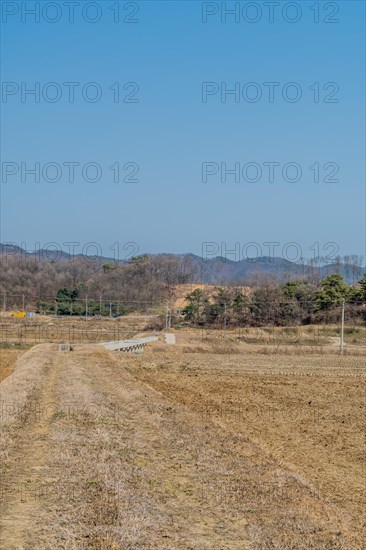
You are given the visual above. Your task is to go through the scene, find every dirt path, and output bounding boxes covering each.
[0,349,62,549]
[0,345,362,549]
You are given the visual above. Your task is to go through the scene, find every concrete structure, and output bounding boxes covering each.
[99,335,158,352]
[59,343,71,352]
[165,333,176,345]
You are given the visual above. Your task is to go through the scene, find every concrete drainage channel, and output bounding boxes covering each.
[57,336,159,353]
[99,335,159,352]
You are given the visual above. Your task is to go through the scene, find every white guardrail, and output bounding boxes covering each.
[99,335,159,352]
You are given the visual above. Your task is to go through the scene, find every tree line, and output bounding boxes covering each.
[182,274,366,327]
[0,253,194,313]
[0,251,365,325]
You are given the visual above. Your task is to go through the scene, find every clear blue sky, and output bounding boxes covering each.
[1,0,365,261]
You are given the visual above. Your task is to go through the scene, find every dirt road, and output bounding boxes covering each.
[0,345,363,549]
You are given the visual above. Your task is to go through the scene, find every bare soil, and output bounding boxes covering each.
[0,337,364,549]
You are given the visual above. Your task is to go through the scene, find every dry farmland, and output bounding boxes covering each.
[0,324,365,549]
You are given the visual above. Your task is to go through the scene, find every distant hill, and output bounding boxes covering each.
[0,243,116,264]
[0,243,364,285]
[179,253,364,285]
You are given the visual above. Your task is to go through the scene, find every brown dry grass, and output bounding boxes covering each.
[0,337,364,548]
[0,315,147,346]
[157,326,366,357]
[0,347,29,382]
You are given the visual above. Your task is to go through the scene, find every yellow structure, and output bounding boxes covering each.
[12,311,26,318]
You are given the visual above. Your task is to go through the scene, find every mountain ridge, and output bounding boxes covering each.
[0,243,364,285]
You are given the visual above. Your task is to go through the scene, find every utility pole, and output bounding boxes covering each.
[109,301,112,317]
[3,291,6,314]
[85,295,88,322]
[100,295,102,317]
[340,298,345,354]
[166,306,171,330]
[223,302,227,339]
[22,294,25,312]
